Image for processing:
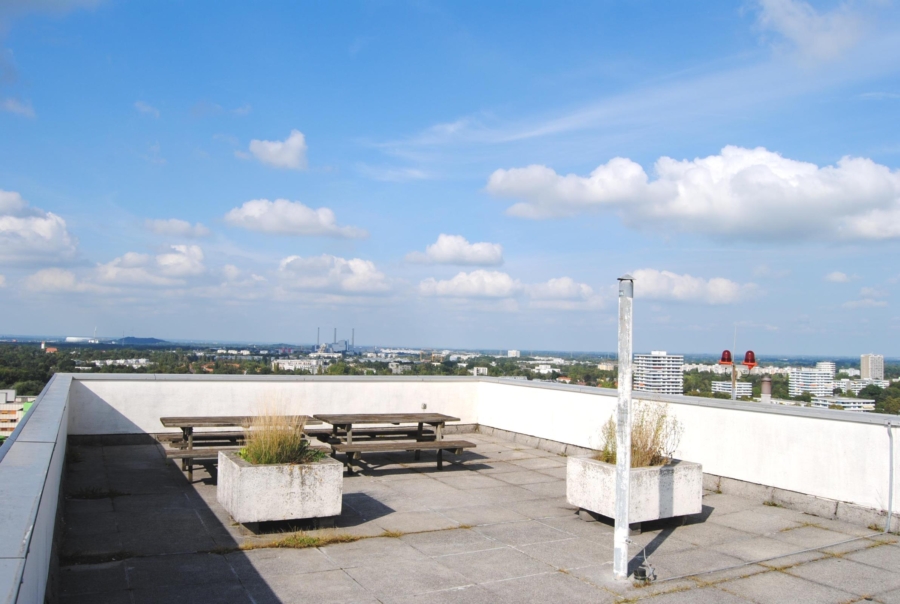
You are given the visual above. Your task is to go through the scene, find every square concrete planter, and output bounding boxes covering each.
[566,456,703,523]
[217,450,343,524]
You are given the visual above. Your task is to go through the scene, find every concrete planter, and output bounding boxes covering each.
[217,450,343,524]
[566,456,703,523]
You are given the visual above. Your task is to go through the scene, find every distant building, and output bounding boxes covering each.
[810,396,876,412]
[835,378,890,395]
[815,361,836,378]
[788,368,833,397]
[597,361,616,371]
[534,364,555,375]
[861,354,884,381]
[0,392,32,440]
[712,381,752,397]
[388,362,410,375]
[45,347,58,354]
[507,350,521,358]
[470,367,489,376]
[633,351,683,396]
[272,359,321,374]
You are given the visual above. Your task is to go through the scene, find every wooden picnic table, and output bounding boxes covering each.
[311,413,459,445]
[313,413,464,468]
[159,415,322,480]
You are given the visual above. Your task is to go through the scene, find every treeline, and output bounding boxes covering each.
[0,344,69,395]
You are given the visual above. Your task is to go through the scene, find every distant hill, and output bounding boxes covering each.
[114,337,168,346]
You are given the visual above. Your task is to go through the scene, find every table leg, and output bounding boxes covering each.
[414,422,423,460]
[346,424,353,445]
[436,422,444,441]
[180,427,189,471]
[187,427,194,482]
[438,448,443,470]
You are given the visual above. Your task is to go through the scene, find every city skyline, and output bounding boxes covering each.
[2,2,900,354]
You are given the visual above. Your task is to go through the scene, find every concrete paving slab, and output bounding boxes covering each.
[665,520,756,547]
[709,509,803,535]
[436,546,554,583]
[474,519,572,546]
[59,562,128,596]
[380,584,516,604]
[784,556,900,597]
[534,466,568,479]
[701,493,765,516]
[320,535,425,568]
[771,524,852,548]
[125,552,236,589]
[516,536,611,570]
[64,510,118,537]
[245,568,376,603]
[642,586,754,603]
[847,542,900,573]
[60,591,134,604]
[481,569,614,603]
[227,547,338,577]
[518,479,565,498]
[709,534,819,563]
[645,547,746,580]
[506,456,566,470]
[345,558,471,597]
[505,495,578,519]
[471,461,531,474]
[431,472,509,490]
[130,581,253,604]
[491,470,559,485]
[373,510,460,533]
[402,528,497,556]
[719,570,856,604]
[439,504,530,527]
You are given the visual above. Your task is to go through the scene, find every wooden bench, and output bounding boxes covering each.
[331,439,476,471]
[158,431,245,445]
[306,426,436,442]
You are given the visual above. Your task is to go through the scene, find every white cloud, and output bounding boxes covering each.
[487,146,900,242]
[419,270,522,298]
[156,245,205,277]
[756,0,862,62]
[1,98,34,117]
[224,199,366,238]
[279,254,389,294]
[145,218,210,238]
[25,268,98,293]
[247,129,308,170]
[631,269,756,305]
[860,286,887,299]
[527,277,593,300]
[134,101,159,118]
[825,271,852,283]
[96,245,205,285]
[0,189,77,264]
[406,234,503,266]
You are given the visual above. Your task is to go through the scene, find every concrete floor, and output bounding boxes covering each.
[60,432,900,603]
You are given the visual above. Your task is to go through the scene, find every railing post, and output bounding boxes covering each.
[614,274,634,580]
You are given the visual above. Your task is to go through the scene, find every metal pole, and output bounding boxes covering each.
[614,274,634,580]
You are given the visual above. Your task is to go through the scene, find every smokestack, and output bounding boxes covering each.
[317,327,320,348]
[333,328,337,344]
[352,328,355,348]
[761,376,772,403]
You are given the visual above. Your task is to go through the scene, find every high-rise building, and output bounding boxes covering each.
[507,350,521,358]
[712,381,753,397]
[861,354,884,381]
[789,368,833,397]
[815,361,836,378]
[633,351,683,396]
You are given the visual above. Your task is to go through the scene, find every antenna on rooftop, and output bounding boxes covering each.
[333,328,337,344]
[317,328,320,348]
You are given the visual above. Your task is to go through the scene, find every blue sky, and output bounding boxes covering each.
[1,0,899,355]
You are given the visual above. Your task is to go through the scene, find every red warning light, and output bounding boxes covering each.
[719,350,733,365]
[743,350,757,368]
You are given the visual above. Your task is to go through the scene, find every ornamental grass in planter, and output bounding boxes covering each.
[218,408,342,524]
[567,401,702,523]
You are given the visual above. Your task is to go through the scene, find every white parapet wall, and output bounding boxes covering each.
[477,379,899,515]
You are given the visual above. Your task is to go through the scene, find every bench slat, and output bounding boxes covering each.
[165,447,242,459]
[332,440,476,454]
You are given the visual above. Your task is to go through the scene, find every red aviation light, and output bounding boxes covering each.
[743,350,757,369]
[719,350,733,365]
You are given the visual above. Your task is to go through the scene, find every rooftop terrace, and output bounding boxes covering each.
[2,374,898,603]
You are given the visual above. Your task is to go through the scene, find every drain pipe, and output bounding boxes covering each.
[655,419,898,585]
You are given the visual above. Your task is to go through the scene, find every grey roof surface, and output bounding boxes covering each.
[60,433,900,603]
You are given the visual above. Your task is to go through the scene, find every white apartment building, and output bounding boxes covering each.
[633,351,684,396]
[788,368,833,397]
[816,361,836,378]
[507,350,521,358]
[810,396,876,412]
[597,361,616,371]
[712,381,753,397]
[272,359,322,374]
[835,378,890,395]
[861,354,884,381]
[470,367,489,376]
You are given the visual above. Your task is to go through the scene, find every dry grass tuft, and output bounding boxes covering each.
[240,405,325,465]
[241,533,361,551]
[380,530,404,538]
[595,401,682,468]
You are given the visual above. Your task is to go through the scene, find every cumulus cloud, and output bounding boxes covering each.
[134,101,159,118]
[756,0,862,62]
[825,271,853,283]
[279,254,389,294]
[224,199,366,238]
[487,146,900,242]
[527,277,593,300]
[1,98,34,117]
[631,269,756,305]
[406,234,503,266]
[843,298,887,309]
[0,189,77,264]
[145,218,210,238]
[96,245,205,286]
[419,270,522,298]
[246,129,308,170]
[25,268,99,293]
